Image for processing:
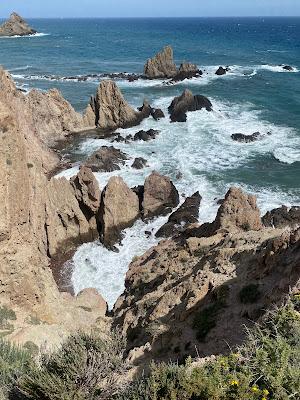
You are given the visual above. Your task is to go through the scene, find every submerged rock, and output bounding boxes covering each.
[132,157,148,170]
[144,46,177,79]
[83,146,128,172]
[168,89,213,122]
[262,206,300,229]
[156,192,202,238]
[133,129,160,141]
[282,65,294,71]
[143,171,180,219]
[99,177,140,248]
[231,132,261,143]
[0,12,37,37]
[215,66,227,75]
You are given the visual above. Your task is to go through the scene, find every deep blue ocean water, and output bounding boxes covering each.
[1,18,299,305]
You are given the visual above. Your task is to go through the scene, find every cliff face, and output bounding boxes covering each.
[0,68,106,347]
[113,188,300,364]
[0,12,37,37]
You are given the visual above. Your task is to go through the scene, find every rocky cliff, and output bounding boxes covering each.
[0,12,37,37]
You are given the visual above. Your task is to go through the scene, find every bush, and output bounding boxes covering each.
[116,301,300,400]
[0,339,32,399]
[17,330,127,400]
[239,284,260,304]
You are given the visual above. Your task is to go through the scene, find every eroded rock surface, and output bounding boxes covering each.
[0,12,37,37]
[263,206,300,229]
[168,89,213,122]
[144,46,177,79]
[83,146,128,172]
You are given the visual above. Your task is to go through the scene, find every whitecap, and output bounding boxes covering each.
[0,32,49,39]
[273,147,300,164]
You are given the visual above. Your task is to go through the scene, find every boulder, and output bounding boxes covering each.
[76,288,107,317]
[132,157,148,170]
[231,132,261,143]
[168,89,213,122]
[99,177,140,248]
[0,12,37,37]
[133,129,160,141]
[282,65,293,71]
[171,63,203,82]
[156,192,201,238]
[144,46,177,79]
[83,80,144,130]
[83,146,128,172]
[26,88,85,145]
[138,100,165,121]
[151,108,165,120]
[262,206,300,229]
[214,187,263,232]
[143,172,180,219]
[215,66,227,76]
[70,167,101,218]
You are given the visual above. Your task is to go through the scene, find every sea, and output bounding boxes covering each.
[1,17,299,308]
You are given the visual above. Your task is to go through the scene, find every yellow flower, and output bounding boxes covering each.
[262,397,267,400]
[263,389,269,396]
[251,386,259,392]
[230,379,239,386]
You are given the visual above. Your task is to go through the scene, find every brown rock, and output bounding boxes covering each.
[0,12,37,37]
[70,167,101,218]
[156,192,201,238]
[83,80,143,130]
[132,157,148,170]
[170,63,203,83]
[262,206,300,229]
[84,146,128,172]
[26,88,85,145]
[144,46,177,79]
[99,177,140,247]
[143,171,180,219]
[168,89,213,122]
[76,288,108,316]
[214,187,263,232]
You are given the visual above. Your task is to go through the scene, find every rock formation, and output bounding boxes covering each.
[156,192,201,238]
[168,89,213,122]
[138,100,165,121]
[0,12,37,37]
[143,171,180,219]
[83,80,145,130]
[144,46,177,79]
[231,132,261,143]
[170,63,203,83]
[113,187,300,364]
[263,206,300,229]
[26,88,85,145]
[99,177,140,248]
[83,146,128,172]
[215,66,227,75]
[0,67,106,347]
[133,129,160,141]
[132,157,148,170]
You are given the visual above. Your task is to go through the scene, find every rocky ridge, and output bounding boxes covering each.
[0,12,37,37]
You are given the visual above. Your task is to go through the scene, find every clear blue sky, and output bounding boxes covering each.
[1,0,300,18]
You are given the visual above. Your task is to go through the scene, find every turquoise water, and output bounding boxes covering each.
[1,18,299,306]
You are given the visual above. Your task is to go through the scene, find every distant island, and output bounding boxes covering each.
[0,12,37,37]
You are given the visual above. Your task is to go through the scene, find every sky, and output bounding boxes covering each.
[1,0,300,18]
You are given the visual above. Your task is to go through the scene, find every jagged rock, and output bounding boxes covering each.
[171,63,203,83]
[214,187,263,232]
[143,171,180,219]
[168,89,213,122]
[133,129,160,141]
[215,66,227,75]
[151,108,165,120]
[26,88,85,145]
[262,206,300,229]
[283,65,293,71]
[156,192,201,238]
[99,177,140,248]
[83,146,128,172]
[132,157,148,170]
[70,167,101,220]
[231,132,261,143]
[0,12,37,37]
[144,46,177,79]
[83,80,144,130]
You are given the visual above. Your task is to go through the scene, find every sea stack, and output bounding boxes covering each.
[0,12,37,37]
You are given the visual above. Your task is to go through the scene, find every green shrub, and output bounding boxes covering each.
[0,306,16,329]
[17,330,127,400]
[0,339,32,399]
[239,284,260,304]
[117,301,300,400]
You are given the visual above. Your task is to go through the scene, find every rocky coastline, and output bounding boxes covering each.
[0,38,299,394]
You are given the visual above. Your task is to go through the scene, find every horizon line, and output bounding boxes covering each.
[1,15,300,19]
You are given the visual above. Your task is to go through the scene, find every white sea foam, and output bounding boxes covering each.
[57,96,299,308]
[273,147,300,164]
[0,32,49,39]
[257,64,299,73]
